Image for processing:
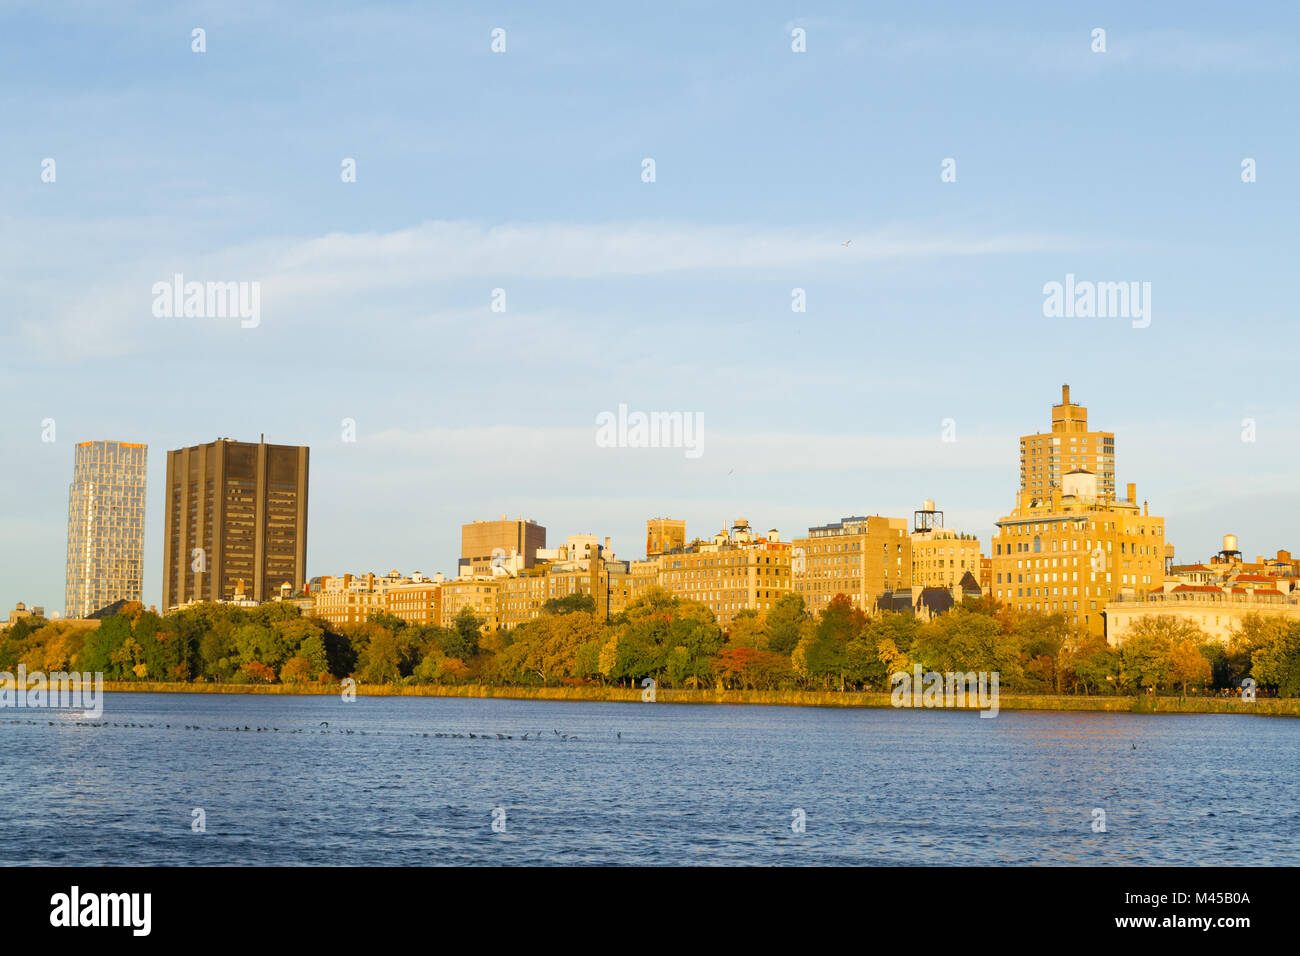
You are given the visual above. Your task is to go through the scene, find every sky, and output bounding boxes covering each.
[2,0,1299,615]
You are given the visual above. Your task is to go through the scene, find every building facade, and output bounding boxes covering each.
[162,438,309,609]
[65,440,148,618]
[1106,586,1300,646]
[306,571,443,628]
[908,501,982,589]
[646,517,687,557]
[911,530,982,589]
[384,576,443,627]
[792,515,911,614]
[1020,384,1115,503]
[657,520,792,628]
[1107,538,1300,645]
[440,578,503,630]
[460,516,546,576]
[991,471,1164,638]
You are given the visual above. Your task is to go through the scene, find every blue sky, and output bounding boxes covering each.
[3,1,1299,615]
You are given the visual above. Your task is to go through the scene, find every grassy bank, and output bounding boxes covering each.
[97,681,1300,716]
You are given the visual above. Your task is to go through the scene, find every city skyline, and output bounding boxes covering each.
[7,380,1290,619]
[4,2,1299,614]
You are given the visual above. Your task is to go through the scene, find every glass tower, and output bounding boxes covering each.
[65,441,148,618]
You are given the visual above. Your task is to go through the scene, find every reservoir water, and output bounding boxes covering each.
[2,692,1296,865]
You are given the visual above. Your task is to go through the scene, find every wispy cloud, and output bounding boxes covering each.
[11,218,1080,362]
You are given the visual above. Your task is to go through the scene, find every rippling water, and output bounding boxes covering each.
[1,692,1296,865]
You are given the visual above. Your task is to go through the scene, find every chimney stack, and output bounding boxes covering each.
[1127,482,1136,503]
[1062,383,1070,405]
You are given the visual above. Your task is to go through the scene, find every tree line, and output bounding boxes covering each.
[2,586,1298,696]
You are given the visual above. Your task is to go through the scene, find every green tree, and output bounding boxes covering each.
[1012,613,1069,692]
[727,608,768,650]
[913,608,1024,686]
[442,608,484,661]
[793,594,864,689]
[1064,635,1121,694]
[767,593,808,656]
[1250,621,1300,696]
[1118,616,1209,693]
[599,586,721,686]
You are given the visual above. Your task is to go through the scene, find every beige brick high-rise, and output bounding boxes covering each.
[65,440,148,618]
[1020,385,1115,502]
[162,438,309,608]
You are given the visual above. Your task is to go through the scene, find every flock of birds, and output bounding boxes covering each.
[1,717,622,742]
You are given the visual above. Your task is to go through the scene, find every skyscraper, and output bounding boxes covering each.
[65,441,148,618]
[1019,384,1116,502]
[161,438,309,609]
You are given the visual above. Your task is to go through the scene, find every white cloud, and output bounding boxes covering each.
[9,218,1079,363]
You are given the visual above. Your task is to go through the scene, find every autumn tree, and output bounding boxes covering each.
[727,608,768,650]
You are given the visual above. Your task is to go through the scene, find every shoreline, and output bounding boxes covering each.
[97,682,1300,716]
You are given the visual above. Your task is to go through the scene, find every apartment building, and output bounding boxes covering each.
[792,515,911,613]
[383,574,443,627]
[440,578,503,631]
[654,519,791,628]
[497,544,659,631]
[991,470,1164,638]
[909,500,982,589]
[1106,585,1300,646]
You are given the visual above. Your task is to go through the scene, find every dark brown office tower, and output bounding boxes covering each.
[162,438,309,609]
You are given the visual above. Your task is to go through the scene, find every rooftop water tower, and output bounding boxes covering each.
[914,499,943,533]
